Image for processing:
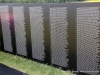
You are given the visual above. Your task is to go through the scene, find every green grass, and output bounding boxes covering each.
[0,51,73,75]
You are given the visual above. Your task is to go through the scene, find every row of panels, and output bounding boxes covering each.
[0,3,100,75]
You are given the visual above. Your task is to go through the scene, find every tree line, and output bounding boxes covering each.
[0,0,84,3]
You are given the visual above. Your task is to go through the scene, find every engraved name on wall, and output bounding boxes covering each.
[50,7,69,67]
[77,7,100,75]
[0,6,13,52]
[29,6,45,61]
[13,6,27,56]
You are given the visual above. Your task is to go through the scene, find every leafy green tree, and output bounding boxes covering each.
[0,0,85,3]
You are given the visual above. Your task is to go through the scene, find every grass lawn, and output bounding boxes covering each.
[0,51,73,75]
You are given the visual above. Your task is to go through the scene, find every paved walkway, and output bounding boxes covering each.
[0,63,28,75]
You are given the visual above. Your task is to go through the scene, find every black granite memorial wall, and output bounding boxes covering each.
[0,3,100,75]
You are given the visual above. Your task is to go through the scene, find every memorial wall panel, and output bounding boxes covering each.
[13,6,27,56]
[29,6,45,61]
[50,7,69,68]
[0,6,13,52]
[77,6,100,75]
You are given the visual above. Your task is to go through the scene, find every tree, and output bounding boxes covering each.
[0,0,86,3]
